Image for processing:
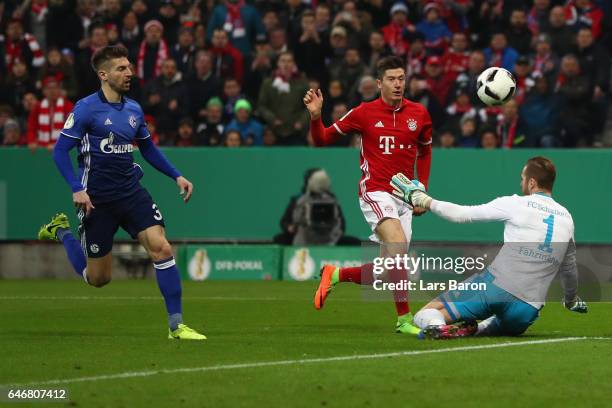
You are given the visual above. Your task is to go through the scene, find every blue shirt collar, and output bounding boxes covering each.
[97,89,125,110]
[534,192,552,198]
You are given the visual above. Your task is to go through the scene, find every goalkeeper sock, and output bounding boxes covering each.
[154,257,183,330]
[339,264,375,285]
[414,308,446,329]
[57,228,87,279]
[476,316,502,336]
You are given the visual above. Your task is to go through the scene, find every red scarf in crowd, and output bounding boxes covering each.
[225,0,245,31]
[31,1,48,22]
[28,97,73,146]
[4,33,45,72]
[136,39,169,83]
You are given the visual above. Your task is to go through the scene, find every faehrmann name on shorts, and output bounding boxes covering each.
[372,279,488,292]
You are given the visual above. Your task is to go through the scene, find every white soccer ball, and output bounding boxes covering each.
[476,67,516,106]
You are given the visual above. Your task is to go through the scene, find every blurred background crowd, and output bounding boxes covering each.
[0,0,610,149]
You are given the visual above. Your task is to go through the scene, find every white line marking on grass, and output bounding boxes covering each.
[3,337,610,387]
[0,295,316,301]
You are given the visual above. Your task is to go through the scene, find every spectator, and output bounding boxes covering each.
[37,47,78,101]
[195,97,225,146]
[442,32,471,80]
[484,32,519,71]
[496,99,527,148]
[243,40,274,100]
[564,0,604,39]
[224,129,243,147]
[158,0,181,46]
[262,10,281,35]
[454,50,486,103]
[257,52,309,145]
[555,54,593,146]
[187,50,221,123]
[438,128,456,148]
[528,0,551,36]
[446,85,481,131]
[328,25,349,71]
[143,58,189,140]
[457,116,479,147]
[17,92,39,132]
[222,77,244,120]
[531,34,559,82]
[194,23,207,49]
[283,0,309,41]
[0,19,45,77]
[520,74,561,147]
[175,117,196,147]
[0,106,16,142]
[416,2,451,55]
[505,9,532,56]
[28,0,50,50]
[480,128,500,149]
[351,75,379,107]
[2,119,24,147]
[206,0,266,57]
[314,4,332,37]
[269,27,289,60]
[226,99,264,145]
[405,31,427,78]
[101,0,124,28]
[136,20,170,86]
[574,27,610,135]
[46,0,85,51]
[423,55,454,108]
[406,74,445,128]
[365,31,391,74]
[171,27,197,77]
[120,11,142,61]
[543,6,575,57]
[4,61,36,113]
[27,76,73,150]
[209,29,244,83]
[322,79,346,124]
[513,56,534,105]
[76,23,109,98]
[329,48,366,102]
[381,2,414,57]
[294,10,329,85]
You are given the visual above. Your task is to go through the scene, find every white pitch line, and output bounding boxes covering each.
[2,337,609,388]
[0,295,320,302]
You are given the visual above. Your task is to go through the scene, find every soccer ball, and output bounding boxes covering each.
[476,67,516,106]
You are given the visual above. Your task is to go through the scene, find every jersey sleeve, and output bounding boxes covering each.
[60,100,89,140]
[418,108,433,145]
[429,195,516,223]
[135,109,151,140]
[333,104,363,135]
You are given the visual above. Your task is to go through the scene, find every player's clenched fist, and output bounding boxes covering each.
[303,88,323,120]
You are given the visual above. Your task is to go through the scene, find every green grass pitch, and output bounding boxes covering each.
[1,280,611,408]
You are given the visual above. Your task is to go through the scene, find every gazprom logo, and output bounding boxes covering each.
[100,132,134,154]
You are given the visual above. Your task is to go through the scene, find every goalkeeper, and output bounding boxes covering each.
[390,156,588,339]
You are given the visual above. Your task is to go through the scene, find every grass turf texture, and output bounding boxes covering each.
[0,280,610,408]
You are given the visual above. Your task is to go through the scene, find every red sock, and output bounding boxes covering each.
[339,263,374,285]
[389,267,410,316]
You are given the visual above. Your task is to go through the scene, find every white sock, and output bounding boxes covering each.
[82,268,89,284]
[414,308,446,329]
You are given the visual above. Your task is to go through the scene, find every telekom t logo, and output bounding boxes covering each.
[379,136,395,155]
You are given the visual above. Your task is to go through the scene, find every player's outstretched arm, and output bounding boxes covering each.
[136,137,192,203]
[559,239,588,313]
[390,172,511,223]
[303,88,343,146]
[53,136,95,215]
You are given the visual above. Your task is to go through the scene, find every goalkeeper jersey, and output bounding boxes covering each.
[430,193,576,308]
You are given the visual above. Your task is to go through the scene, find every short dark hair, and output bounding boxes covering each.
[524,156,556,191]
[376,56,405,79]
[91,45,129,71]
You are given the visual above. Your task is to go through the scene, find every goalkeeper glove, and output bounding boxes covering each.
[390,173,432,208]
[563,296,588,314]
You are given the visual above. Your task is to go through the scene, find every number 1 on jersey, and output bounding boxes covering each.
[539,214,555,253]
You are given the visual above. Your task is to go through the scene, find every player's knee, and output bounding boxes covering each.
[88,275,111,288]
[149,240,173,261]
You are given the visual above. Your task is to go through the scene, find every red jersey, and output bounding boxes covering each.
[311,98,432,197]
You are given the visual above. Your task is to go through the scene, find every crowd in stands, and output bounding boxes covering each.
[0,0,610,148]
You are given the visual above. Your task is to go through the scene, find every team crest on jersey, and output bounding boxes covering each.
[90,244,99,254]
[64,113,74,129]
[407,118,418,131]
[129,115,137,128]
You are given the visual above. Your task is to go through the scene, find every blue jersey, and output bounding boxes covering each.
[60,90,151,203]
